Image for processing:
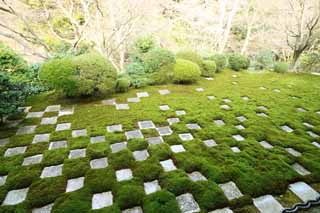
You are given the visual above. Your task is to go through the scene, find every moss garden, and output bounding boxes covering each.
[0,69,319,213]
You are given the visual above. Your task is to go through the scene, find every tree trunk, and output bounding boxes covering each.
[291,50,302,70]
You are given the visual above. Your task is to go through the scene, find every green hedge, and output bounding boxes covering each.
[207,54,228,72]
[228,53,250,71]
[176,50,203,69]
[274,62,288,73]
[202,60,216,77]
[173,59,201,84]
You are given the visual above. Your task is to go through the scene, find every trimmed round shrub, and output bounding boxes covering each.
[173,59,201,84]
[116,75,131,93]
[202,60,216,77]
[274,62,288,73]
[134,36,156,53]
[72,52,117,96]
[228,53,250,71]
[207,54,228,72]
[176,50,203,68]
[0,42,28,73]
[142,48,175,73]
[39,57,77,97]
[149,64,174,85]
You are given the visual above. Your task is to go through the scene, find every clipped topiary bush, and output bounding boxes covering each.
[72,52,117,96]
[39,57,78,97]
[149,64,174,85]
[0,42,28,73]
[116,75,131,93]
[173,59,201,84]
[134,36,156,53]
[273,62,288,73]
[142,48,176,73]
[202,60,216,77]
[176,50,203,69]
[126,61,148,88]
[228,53,250,71]
[207,54,228,72]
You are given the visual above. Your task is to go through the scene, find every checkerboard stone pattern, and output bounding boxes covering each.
[136,92,149,98]
[56,123,71,131]
[203,139,217,147]
[2,188,29,206]
[22,154,43,166]
[167,118,180,125]
[90,136,105,144]
[92,191,113,210]
[259,141,273,149]
[219,181,243,201]
[0,138,9,147]
[127,97,140,103]
[281,125,294,133]
[186,123,201,130]
[209,207,233,213]
[188,171,207,182]
[159,89,170,95]
[231,147,241,153]
[0,175,7,187]
[170,145,186,153]
[133,150,149,161]
[116,104,129,110]
[26,111,44,118]
[45,105,61,112]
[41,117,57,125]
[160,105,170,111]
[32,134,50,144]
[176,110,186,116]
[138,120,155,129]
[157,126,173,136]
[69,149,86,159]
[292,163,311,176]
[102,99,116,105]
[214,120,225,126]
[58,107,74,116]
[232,135,245,141]
[286,148,301,157]
[176,193,200,213]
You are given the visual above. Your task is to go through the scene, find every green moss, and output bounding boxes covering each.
[127,139,148,151]
[133,158,162,181]
[42,149,69,166]
[85,168,116,193]
[148,144,172,161]
[115,184,145,209]
[87,142,110,159]
[6,165,41,190]
[143,190,180,213]
[35,124,55,134]
[69,137,89,149]
[63,158,90,178]
[159,170,193,195]
[109,150,135,170]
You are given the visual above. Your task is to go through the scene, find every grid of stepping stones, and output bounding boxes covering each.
[1,72,320,213]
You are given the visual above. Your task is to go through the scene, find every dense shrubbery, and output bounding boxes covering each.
[134,36,156,53]
[176,50,203,69]
[207,54,228,72]
[116,75,131,93]
[299,51,320,73]
[0,42,28,73]
[273,62,288,73]
[228,53,250,71]
[202,60,216,77]
[251,50,276,70]
[142,48,176,73]
[173,59,201,84]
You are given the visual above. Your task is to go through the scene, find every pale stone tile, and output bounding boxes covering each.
[22,154,43,166]
[136,92,149,98]
[58,107,74,116]
[72,129,87,138]
[16,125,36,135]
[160,159,177,172]
[157,126,173,136]
[144,180,161,195]
[107,124,123,133]
[122,206,143,213]
[41,164,63,178]
[159,89,170,95]
[90,136,105,144]
[0,175,7,187]
[176,193,200,213]
[147,137,164,145]
[167,118,180,125]
[196,88,204,92]
[209,208,233,213]
[289,182,320,202]
[281,125,294,133]
[214,120,225,126]
[56,123,71,131]
[111,142,127,153]
[186,123,201,130]
[160,105,170,111]
[219,181,243,201]
[68,149,86,159]
[203,139,217,147]
[49,140,67,150]
[2,188,29,205]
[176,110,186,116]
[32,134,50,144]
[92,191,113,210]
[0,138,9,147]
[286,148,301,157]
[45,105,61,112]
[292,163,311,176]
[4,146,27,157]
[66,177,84,192]
[127,97,140,103]
[90,157,108,169]
[27,111,44,118]
[170,145,186,153]
[232,135,245,141]
[101,99,116,105]
[32,203,54,213]
[253,195,284,213]
[116,104,129,110]
[138,120,155,129]
[125,130,144,140]
[237,116,247,122]
[41,117,58,125]
[179,133,194,141]
[188,171,207,182]
[133,150,149,161]
[231,147,241,153]
[259,141,273,149]
[116,169,133,182]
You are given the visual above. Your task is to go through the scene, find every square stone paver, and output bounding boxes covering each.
[147,137,164,145]
[289,182,320,202]
[259,141,273,149]
[176,193,200,213]
[45,105,61,112]
[219,181,243,201]
[281,125,294,133]
[116,169,133,182]
[312,142,320,148]
[159,89,170,95]
[231,147,240,153]
[111,142,127,153]
[307,131,319,138]
[196,88,204,92]
[22,154,43,166]
[176,110,186,116]
[90,136,105,144]
[69,149,86,159]
[4,146,27,157]
[41,117,57,125]
[122,206,143,213]
[157,126,173,136]
[41,164,63,178]
[58,107,74,116]
[223,98,232,103]
[179,133,194,141]
[205,77,214,80]
[167,118,180,125]
[209,207,233,213]
[2,188,29,206]
[116,104,129,110]
[237,116,247,122]
[203,139,217,147]
[186,123,201,130]
[257,112,268,117]
[32,203,54,213]
[26,111,44,118]
[232,135,245,141]
[32,134,50,144]
[92,191,113,210]
[72,129,87,138]
[16,125,36,135]
[0,138,9,147]
[297,107,307,112]
[107,124,123,132]
[0,175,7,187]
[18,106,31,113]
[303,122,314,128]
[66,177,84,192]
[136,92,149,98]
[138,120,155,129]
[235,125,245,130]
[286,148,301,157]
[56,123,71,131]
[49,140,67,150]
[144,180,161,195]
[170,145,186,153]
[160,159,177,172]
[101,99,116,105]
[90,157,108,169]
[214,120,225,126]
[221,105,230,110]
[125,130,144,140]
[273,89,281,93]
[127,97,140,103]
[242,96,249,101]
[260,86,267,90]
[188,171,207,182]
[292,163,311,176]
[133,150,149,161]
[253,195,284,213]
[257,106,268,111]
[160,105,170,111]
[208,96,216,100]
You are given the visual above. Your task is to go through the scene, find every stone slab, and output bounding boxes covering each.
[303,122,314,128]
[66,177,84,192]
[170,145,186,153]
[297,107,307,112]
[286,148,301,157]
[138,120,155,129]
[196,88,204,92]
[208,96,216,100]
[209,208,233,213]
[107,124,123,132]
[179,133,194,141]
[223,98,232,103]
[90,157,108,169]
[253,195,284,213]
[22,154,43,166]
[102,99,116,105]
[92,191,113,210]
[203,139,217,147]
[160,159,177,172]
[157,126,173,136]
[221,105,230,109]
[49,140,67,150]
[2,188,29,206]
[0,175,7,187]
[231,147,241,153]
[116,104,129,110]
[232,135,245,141]
[136,92,149,98]
[26,111,44,118]
[214,120,225,126]
[144,180,161,195]
[242,96,249,101]
[188,171,207,182]
[186,123,201,130]
[32,203,54,213]
[292,163,311,176]
[122,206,143,213]
[16,125,36,135]
[0,138,9,147]
[167,118,180,125]
[307,131,319,138]
[176,110,186,116]
[127,97,140,103]
[111,142,127,153]
[41,117,57,125]
[259,141,273,149]
[257,112,268,117]
[312,142,320,148]
[56,123,71,131]
[237,116,247,122]
[257,106,268,111]
[160,105,170,111]
[147,137,164,145]
[133,150,149,161]
[289,182,320,202]
[125,130,144,140]
[116,169,133,182]
[176,193,200,213]
[32,134,50,144]
[69,149,86,159]
[159,89,170,95]
[41,164,63,178]
[45,105,61,112]
[235,125,245,130]
[90,136,105,144]
[281,125,294,133]
[58,107,74,116]
[219,181,243,201]
[4,146,27,157]
[72,129,87,138]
